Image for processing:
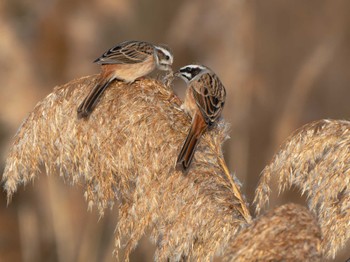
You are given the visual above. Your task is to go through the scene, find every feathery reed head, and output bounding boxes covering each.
[223,203,322,261]
[2,75,249,260]
[254,119,350,258]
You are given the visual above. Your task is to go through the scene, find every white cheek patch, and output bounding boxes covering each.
[181,72,192,81]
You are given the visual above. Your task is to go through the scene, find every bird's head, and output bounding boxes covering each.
[174,64,209,83]
[154,45,174,71]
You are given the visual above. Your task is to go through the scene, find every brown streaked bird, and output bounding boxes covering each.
[77,40,173,118]
[175,65,226,171]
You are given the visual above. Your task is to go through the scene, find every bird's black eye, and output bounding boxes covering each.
[165,55,170,60]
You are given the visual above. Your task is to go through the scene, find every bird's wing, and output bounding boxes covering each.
[191,73,226,125]
[94,41,154,64]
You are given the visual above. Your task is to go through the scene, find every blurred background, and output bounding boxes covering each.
[1,0,349,261]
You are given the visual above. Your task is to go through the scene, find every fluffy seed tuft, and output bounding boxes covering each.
[2,75,249,260]
[254,119,350,258]
[223,203,322,261]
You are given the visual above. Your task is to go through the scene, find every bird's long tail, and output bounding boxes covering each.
[77,77,114,118]
[177,113,207,171]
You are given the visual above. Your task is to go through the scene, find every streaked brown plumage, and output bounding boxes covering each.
[77,40,173,118]
[176,65,226,171]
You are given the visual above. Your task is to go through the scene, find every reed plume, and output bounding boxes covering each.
[2,75,250,261]
[254,119,350,258]
[223,203,322,261]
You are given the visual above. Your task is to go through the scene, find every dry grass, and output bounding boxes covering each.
[3,75,349,260]
[2,75,249,261]
[223,203,322,261]
[254,119,350,258]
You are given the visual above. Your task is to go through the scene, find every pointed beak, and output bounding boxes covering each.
[174,71,181,77]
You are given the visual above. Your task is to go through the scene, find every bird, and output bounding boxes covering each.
[77,40,173,118]
[175,65,226,171]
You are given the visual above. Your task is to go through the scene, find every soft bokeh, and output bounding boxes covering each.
[1,0,349,261]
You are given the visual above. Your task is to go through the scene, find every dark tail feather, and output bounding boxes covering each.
[176,126,200,171]
[77,78,114,118]
[176,115,207,171]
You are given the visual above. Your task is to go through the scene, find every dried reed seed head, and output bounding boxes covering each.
[223,203,322,262]
[2,75,248,261]
[254,119,350,258]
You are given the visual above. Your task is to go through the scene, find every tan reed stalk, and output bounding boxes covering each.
[254,119,350,258]
[2,75,248,261]
[203,138,251,223]
[223,203,322,262]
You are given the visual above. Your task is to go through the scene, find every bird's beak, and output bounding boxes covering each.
[174,71,181,77]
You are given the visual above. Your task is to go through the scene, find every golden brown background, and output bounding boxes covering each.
[1,0,349,261]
